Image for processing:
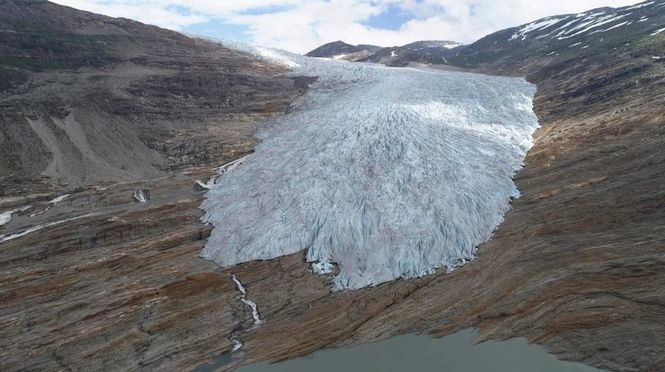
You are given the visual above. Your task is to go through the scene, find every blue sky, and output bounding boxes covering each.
[52,0,643,53]
[362,4,416,30]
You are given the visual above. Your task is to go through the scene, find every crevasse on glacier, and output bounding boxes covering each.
[201,43,540,290]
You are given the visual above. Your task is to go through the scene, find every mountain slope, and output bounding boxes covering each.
[359,40,462,66]
[306,39,463,65]
[305,40,381,61]
[447,0,665,121]
[0,0,309,190]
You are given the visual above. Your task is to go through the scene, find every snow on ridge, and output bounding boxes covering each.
[442,42,462,49]
[597,21,632,33]
[508,4,636,42]
[202,43,540,290]
[626,1,654,10]
[557,13,629,39]
[510,17,566,40]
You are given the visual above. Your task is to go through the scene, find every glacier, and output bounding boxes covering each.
[201,44,540,290]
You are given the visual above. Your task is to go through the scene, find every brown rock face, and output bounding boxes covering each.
[1,1,665,372]
[0,0,309,189]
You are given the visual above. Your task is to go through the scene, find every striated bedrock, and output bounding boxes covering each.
[202,48,540,289]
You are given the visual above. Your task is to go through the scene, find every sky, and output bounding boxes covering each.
[51,0,644,53]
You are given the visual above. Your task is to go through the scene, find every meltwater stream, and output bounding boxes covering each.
[201,45,540,289]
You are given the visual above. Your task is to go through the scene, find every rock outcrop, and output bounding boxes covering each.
[358,40,462,66]
[305,41,382,61]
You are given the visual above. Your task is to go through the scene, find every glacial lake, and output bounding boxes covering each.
[236,329,600,372]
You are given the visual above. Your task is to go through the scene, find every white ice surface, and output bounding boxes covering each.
[201,43,540,289]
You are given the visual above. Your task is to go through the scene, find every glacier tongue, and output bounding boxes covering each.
[201,44,540,290]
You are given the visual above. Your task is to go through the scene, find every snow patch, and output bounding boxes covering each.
[49,194,70,204]
[510,17,564,41]
[231,338,243,352]
[557,14,628,39]
[652,27,665,35]
[598,21,631,33]
[132,190,150,203]
[442,42,462,49]
[0,213,96,244]
[0,206,31,227]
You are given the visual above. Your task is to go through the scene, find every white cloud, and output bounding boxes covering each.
[51,0,644,53]
[53,0,209,29]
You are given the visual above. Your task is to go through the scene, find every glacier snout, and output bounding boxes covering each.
[201,48,540,290]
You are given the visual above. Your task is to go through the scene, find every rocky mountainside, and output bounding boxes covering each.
[1,1,665,372]
[358,40,462,66]
[306,39,462,65]
[450,0,664,73]
[0,0,309,190]
[304,40,381,61]
[309,1,664,70]
[447,0,665,121]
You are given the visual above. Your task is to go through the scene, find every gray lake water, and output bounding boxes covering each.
[237,329,600,372]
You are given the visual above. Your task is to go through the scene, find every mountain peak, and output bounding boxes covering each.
[305,41,382,61]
